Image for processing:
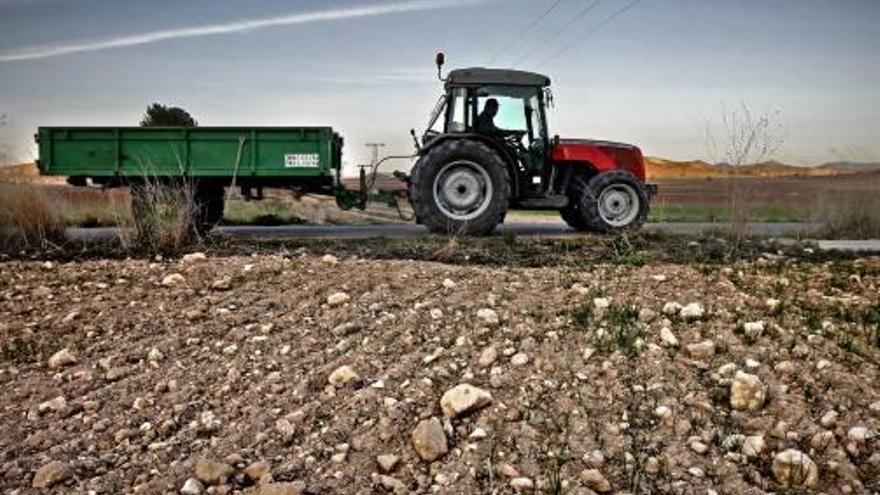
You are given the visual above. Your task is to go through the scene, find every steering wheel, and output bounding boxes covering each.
[502,130,527,147]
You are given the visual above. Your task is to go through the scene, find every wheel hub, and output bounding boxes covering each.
[598,183,640,227]
[433,161,493,221]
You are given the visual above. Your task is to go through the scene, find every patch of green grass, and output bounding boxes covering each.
[601,234,647,266]
[571,302,593,332]
[607,304,641,356]
[649,203,809,223]
[804,307,823,331]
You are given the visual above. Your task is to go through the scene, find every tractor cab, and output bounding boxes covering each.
[409,53,653,236]
[422,66,554,199]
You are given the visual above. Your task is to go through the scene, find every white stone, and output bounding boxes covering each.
[429,308,443,320]
[741,435,765,457]
[593,297,611,310]
[328,365,360,387]
[848,426,873,442]
[820,410,838,428]
[47,348,77,368]
[509,477,535,492]
[730,371,766,411]
[469,427,488,439]
[510,353,529,366]
[376,454,399,473]
[181,252,207,263]
[442,278,457,289]
[662,302,682,316]
[690,441,709,454]
[653,405,671,419]
[180,477,205,494]
[327,292,350,307]
[321,254,338,265]
[680,302,705,320]
[743,321,764,339]
[717,362,738,375]
[659,327,678,347]
[147,348,164,362]
[579,469,611,492]
[162,273,186,286]
[686,340,715,360]
[477,308,500,326]
[440,384,493,418]
[772,449,819,488]
[478,346,498,368]
[775,361,795,374]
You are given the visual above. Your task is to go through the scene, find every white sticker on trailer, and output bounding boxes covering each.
[284,154,320,168]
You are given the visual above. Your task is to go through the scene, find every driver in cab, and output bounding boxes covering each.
[476,98,521,140]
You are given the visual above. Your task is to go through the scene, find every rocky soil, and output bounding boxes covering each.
[1,250,879,494]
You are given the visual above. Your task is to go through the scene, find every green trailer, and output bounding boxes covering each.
[36,126,349,230]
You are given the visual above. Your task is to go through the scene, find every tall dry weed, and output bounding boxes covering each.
[0,182,66,252]
[813,189,880,240]
[120,180,199,254]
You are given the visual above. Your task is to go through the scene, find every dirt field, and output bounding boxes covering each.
[1,241,878,494]
[652,173,880,222]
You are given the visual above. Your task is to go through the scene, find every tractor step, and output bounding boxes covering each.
[516,194,569,210]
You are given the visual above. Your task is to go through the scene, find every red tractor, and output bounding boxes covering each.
[407,54,656,235]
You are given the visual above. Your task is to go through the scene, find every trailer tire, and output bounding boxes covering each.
[568,171,648,233]
[410,139,509,236]
[194,183,225,234]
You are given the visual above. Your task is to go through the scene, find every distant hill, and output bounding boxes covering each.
[645,157,871,180]
[816,161,880,174]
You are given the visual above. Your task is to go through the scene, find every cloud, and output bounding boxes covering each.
[0,0,491,63]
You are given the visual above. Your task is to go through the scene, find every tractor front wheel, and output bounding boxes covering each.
[410,139,509,236]
[565,171,649,233]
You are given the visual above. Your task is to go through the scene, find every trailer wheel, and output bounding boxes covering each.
[567,171,648,233]
[410,139,509,236]
[194,183,225,234]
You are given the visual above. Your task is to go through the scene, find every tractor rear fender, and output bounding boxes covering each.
[419,134,521,199]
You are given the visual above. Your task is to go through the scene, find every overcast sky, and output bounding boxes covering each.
[0,0,878,170]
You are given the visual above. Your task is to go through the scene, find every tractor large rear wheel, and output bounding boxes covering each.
[410,139,509,236]
[566,171,649,233]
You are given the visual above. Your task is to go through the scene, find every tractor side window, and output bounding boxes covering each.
[446,88,468,133]
[476,96,527,132]
[528,94,544,140]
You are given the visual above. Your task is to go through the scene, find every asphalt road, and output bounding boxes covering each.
[65,222,880,251]
[68,221,819,241]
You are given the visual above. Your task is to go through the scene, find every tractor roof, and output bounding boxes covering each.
[445,68,551,88]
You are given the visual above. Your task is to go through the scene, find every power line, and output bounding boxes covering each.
[535,0,645,70]
[510,0,605,67]
[486,0,568,66]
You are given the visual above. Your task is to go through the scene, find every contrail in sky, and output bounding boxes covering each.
[0,0,490,63]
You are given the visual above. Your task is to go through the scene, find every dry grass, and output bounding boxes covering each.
[120,180,199,254]
[0,182,66,252]
[813,190,880,239]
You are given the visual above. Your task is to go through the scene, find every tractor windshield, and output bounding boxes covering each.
[425,95,446,134]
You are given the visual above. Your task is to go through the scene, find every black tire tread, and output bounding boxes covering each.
[409,139,509,236]
[568,170,649,233]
